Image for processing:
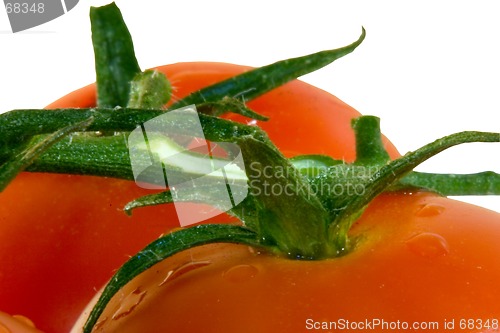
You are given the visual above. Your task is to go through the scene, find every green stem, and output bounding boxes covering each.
[26,134,133,180]
[0,117,93,191]
[90,2,141,107]
[0,108,269,164]
[352,116,390,165]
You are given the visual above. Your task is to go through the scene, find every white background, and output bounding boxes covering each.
[0,0,498,212]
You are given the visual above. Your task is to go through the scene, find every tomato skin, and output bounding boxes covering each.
[0,173,181,332]
[1,62,399,333]
[82,192,500,333]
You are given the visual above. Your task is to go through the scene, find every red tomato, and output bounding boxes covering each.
[0,62,398,333]
[79,192,500,333]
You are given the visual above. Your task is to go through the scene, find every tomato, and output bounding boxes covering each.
[77,191,500,333]
[0,62,398,333]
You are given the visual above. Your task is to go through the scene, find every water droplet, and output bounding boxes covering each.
[0,324,11,333]
[158,260,211,287]
[406,233,450,258]
[415,203,445,217]
[94,317,108,331]
[112,288,147,320]
[223,264,259,283]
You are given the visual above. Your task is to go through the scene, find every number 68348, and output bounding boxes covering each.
[5,2,45,14]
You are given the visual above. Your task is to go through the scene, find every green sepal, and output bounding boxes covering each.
[171,28,366,109]
[290,154,500,196]
[398,170,500,196]
[124,188,262,232]
[123,190,172,215]
[197,97,268,121]
[124,178,248,217]
[237,136,332,259]
[82,224,262,333]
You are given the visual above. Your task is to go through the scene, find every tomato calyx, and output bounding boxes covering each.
[122,116,499,259]
[238,116,500,258]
